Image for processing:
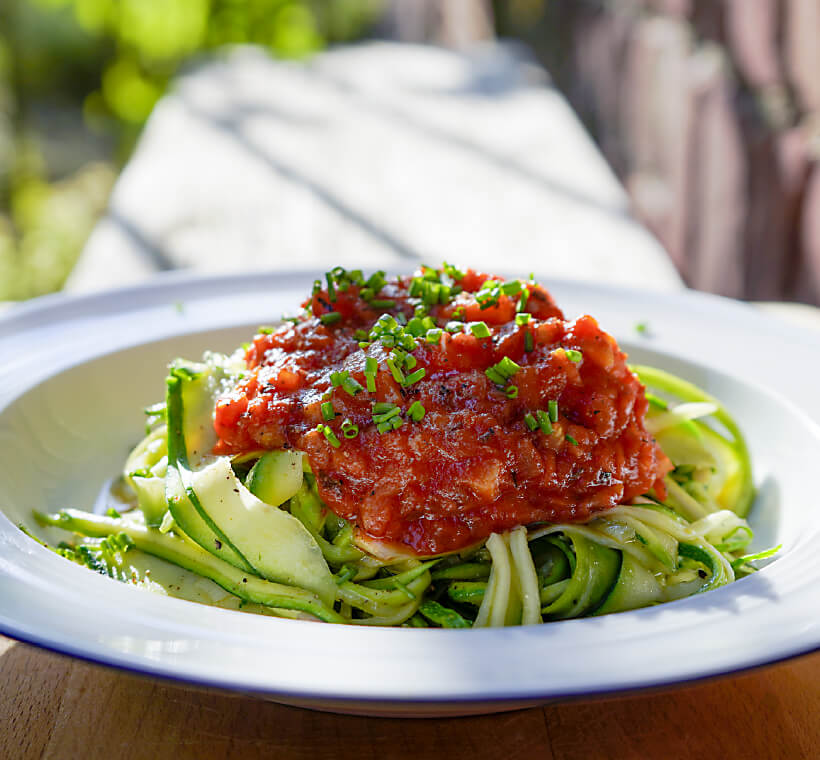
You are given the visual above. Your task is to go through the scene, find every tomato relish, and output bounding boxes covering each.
[214,266,672,555]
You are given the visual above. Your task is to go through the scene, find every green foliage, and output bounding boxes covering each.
[0,0,385,301]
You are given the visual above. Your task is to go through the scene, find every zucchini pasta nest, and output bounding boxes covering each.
[31,267,777,628]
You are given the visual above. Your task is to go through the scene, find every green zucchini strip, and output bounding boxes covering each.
[35,510,344,624]
[165,370,256,574]
[631,364,754,517]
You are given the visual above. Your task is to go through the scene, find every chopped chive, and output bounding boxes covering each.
[524,413,538,432]
[564,349,583,364]
[354,329,369,341]
[365,375,376,392]
[404,368,426,386]
[566,434,579,446]
[317,424,341,448]
[470,322,491,338]
[366,270,386,291]
[635,321,649,335]
[407,401,426,421]
[515,313,531,325]
[499,357,521,376]
[405,317,425,337]
[517,288,529,311]
[312,279,322,295]
[485,367,506,386]
[548,400,558,422]
[342,376,365,396]
[358,342,370,350]
[341,419,359,439]
[404,355,417,370]
[426,328,443,343]
[320,312,342,326]
[373,402,396,414]
[371,299,396,309]
[500,280,522,296]
[505,385,518,399]
[321,402,335,421]
[376,421,392,434]
[391,416,404,430]
[365,357,378,376]
[536,409,553,435]
[330,370,348,387]
[386,356,405,384]
[258,326,274,334]
[445,321,463,333]
[524,332,534,352]
[325,272,337,302]
[373,406,400,423]
[360,287,374,302]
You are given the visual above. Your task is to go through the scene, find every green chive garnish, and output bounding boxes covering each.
[564,349,583,363]
[505,385,518,399]
[517,288,529,311]
[485,367,506,386]
[386,356,405,384]
[524,332,534,352]
[370,299,396,309]
[515,313,531,325]
[566,434,579,446]
[330,370,347,387]
[320,312,342,326]
[548,400,558,422]
[497,357,521,377]
[470,322,491,338]
[321,402,335,421]
[325,272,337,302]
[342,376,364,396]
[341,419,359,439]
[536,409,553,434]
[317,424,341,448]
[426,328,442,343]
[373,406,400,423]
[373,402,395,414]
[407,401,425,421]
[524,413,538,432]
[404,368,426,386]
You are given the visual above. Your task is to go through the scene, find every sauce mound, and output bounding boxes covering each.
[214,267,671,555]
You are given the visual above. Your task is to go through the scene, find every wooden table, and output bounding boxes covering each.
[2,43,817,758]
[2,637,817,758]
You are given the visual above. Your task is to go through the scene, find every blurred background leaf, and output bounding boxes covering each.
[0,0,388,301]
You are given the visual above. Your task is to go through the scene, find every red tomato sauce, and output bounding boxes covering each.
[214,269,671,555]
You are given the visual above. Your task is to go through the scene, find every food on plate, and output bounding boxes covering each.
[32,265,777,627]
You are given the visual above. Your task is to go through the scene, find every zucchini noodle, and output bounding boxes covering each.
[30,355,777,628]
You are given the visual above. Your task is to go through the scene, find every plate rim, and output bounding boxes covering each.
[2,268,820,707]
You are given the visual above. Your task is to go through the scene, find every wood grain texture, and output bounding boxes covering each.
[1,635,817,760]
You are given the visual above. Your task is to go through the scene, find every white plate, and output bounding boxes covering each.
[1,270,819,716]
